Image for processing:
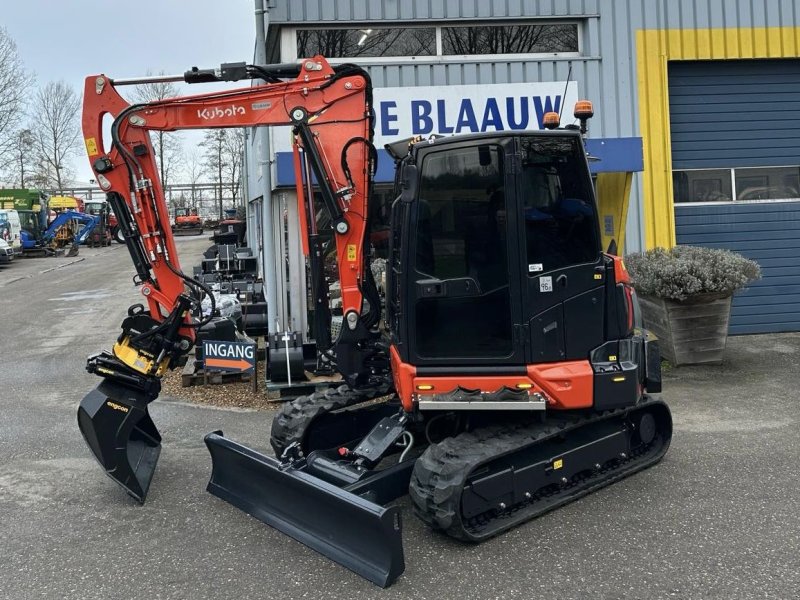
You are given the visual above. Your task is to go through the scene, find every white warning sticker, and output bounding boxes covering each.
[528,263,543,273]
[539,276,553,293]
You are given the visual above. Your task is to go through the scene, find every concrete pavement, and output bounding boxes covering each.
[1,237,798,599]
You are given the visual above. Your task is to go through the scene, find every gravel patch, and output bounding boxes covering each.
[159,367,281,410]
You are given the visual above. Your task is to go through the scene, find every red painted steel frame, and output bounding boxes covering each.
[82,56,371,337]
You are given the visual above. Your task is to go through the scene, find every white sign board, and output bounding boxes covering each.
[271,81,578,154]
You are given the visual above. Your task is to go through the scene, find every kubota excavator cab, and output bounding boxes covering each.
[389,132,606,372]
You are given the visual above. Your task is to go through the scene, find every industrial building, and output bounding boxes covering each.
[245,0,800,339]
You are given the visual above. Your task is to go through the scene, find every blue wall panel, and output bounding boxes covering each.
[273,137,643,187]
[675,201,800,334]
[669,60,800,169]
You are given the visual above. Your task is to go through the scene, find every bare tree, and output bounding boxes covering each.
[129,72,184,189]
[9,128,35,187]
[200,128,245,216]
[201,129,226,219]
[0,28,34,173]
[441,24,578,55]
[30,81,81,192]
[185,149,206,211]
[223,128,245,206]
[297,28,435,58]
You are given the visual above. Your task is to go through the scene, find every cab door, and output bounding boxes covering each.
[406,138,526,367]
[514,135,606,363]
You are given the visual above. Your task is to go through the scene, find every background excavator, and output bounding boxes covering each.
[171,206,204,235]
[77,56,671,587]
[19,209,101,255]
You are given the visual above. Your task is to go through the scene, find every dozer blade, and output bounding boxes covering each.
[205,432,405,588]
[173,227,203,236]
[77,380,161,503]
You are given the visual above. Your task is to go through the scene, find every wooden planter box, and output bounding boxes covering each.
[638,294,733,366]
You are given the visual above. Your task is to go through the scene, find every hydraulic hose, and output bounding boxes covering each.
[110,104,217,329]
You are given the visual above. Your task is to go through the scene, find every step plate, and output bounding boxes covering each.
[418,399,546,411]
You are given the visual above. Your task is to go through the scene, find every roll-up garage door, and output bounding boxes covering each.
[669,59,800,334]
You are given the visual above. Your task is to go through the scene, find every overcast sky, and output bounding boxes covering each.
[4,0,257,184]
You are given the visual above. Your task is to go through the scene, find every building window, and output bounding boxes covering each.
[673,166,800,203]
[292,22,580,61]
[441,24,578,55]
[673,169,733,203]
[297,27,435,58]
[735,166,800,201]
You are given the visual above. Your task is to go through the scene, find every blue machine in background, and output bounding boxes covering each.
[21,210,99,253]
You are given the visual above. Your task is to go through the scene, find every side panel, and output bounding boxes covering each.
[514,134,606,363]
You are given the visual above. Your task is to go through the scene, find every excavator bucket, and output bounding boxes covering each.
[77,380,161,503]
[204,432,405,588]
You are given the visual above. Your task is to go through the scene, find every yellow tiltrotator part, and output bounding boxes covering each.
[112,337,170,378]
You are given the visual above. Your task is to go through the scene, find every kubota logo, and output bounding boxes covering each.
[197,105,246,120]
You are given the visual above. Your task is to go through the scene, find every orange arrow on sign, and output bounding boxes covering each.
[205,358,253,371]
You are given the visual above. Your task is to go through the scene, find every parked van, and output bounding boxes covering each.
[0,209,23,255]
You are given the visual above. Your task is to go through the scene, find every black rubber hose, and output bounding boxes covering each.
[110,105,217,328]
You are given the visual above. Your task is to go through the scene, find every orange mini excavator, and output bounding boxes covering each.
[77,57,671,587]
[171,206,203,235]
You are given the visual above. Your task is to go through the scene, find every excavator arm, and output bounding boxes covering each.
[77,57,378,502]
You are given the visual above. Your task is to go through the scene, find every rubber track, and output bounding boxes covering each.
[409,396,671,541]
[270,380,394,456]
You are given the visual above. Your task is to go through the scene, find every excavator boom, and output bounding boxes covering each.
[77,57,379,501]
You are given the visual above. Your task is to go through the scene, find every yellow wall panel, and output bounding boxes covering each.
[596,172,633,255]
[636,26,800,249]
[779,28,796,55]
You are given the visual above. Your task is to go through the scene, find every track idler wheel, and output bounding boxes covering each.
[635,411,657,445]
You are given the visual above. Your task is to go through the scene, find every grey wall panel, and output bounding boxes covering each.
[780,0,799,23]
[270,0,600,22]
[271,0,800,39]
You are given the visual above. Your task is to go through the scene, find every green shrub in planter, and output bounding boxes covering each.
[625,246,761,365]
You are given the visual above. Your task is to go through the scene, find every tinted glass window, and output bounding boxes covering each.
[673,166,800,203]
[414,145,513,358]
[297,28,435,58]
[18,212,39,233]
[735,166,800,201]
[416,145,506,286]
[368,186,393,258]
[672,169,732,203]
[521,137,599,273]
[442,24,578,55]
